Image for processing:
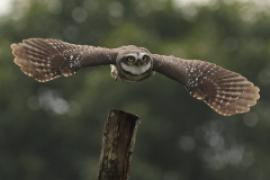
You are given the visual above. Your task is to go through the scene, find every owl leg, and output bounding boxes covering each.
[110,65,118,81]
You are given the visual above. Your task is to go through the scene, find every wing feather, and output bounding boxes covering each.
[153,54,260,116]
[11,38,116,82]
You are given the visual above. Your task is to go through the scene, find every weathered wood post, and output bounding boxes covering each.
[98,109,139,180]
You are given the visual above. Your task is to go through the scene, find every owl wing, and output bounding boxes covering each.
[152,54,260,116]
[11,38,117,82]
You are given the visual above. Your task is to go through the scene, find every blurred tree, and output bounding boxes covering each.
[0,0,269,180]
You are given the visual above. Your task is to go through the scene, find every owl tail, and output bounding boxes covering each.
[11,38,75,82]
[186,61,260,116]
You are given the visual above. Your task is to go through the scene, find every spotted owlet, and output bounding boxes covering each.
[11,38,260,116]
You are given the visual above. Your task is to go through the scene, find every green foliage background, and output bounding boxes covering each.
[0,0,270,179]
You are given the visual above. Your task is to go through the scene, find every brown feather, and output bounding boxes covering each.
[153,55,260,116]
[11,38,116,82]
[184,60,260,116]
[11,38,71,82]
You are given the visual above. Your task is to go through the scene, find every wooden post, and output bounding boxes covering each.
[98,109,139,180]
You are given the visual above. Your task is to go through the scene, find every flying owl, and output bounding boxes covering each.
[11,38,260,116]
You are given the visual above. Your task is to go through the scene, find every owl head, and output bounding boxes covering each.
[115,46,153,81]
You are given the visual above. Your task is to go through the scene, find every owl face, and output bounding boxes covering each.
[116,51,153,81]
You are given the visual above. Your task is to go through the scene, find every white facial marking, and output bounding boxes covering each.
[120,62,152,75]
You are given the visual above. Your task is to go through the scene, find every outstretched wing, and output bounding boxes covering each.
[11,38,117,82]
[153,54,260,116]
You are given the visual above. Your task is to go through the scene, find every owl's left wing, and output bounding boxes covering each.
[152,54,260,116]
[11,38,117,82]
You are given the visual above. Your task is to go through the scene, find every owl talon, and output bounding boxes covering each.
[110,64,118,80]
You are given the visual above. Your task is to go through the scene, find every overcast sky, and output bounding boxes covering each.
[0,0,14,16]
[0,0,269,17]
[0,0,16,17]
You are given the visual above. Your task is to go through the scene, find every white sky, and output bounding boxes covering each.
[174,0,270,6]
[0,0,270,16]
[175,0,213,6]
[0,0,14,16]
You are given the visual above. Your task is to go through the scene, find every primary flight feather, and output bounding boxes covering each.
[11,38,260,116]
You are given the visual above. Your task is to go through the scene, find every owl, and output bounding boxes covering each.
[11,38,260,116]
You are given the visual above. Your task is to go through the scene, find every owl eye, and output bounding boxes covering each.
[142,55,150,63]
[126,56,136,64]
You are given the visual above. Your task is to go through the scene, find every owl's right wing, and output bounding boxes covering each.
[11,38,117,82]
[152,54,260,116]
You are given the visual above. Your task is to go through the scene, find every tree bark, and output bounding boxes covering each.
[98,109,139,180]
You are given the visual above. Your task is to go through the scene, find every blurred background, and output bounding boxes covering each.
[0,0,270,179]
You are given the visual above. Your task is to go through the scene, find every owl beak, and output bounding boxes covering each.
[134,59,143,66]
